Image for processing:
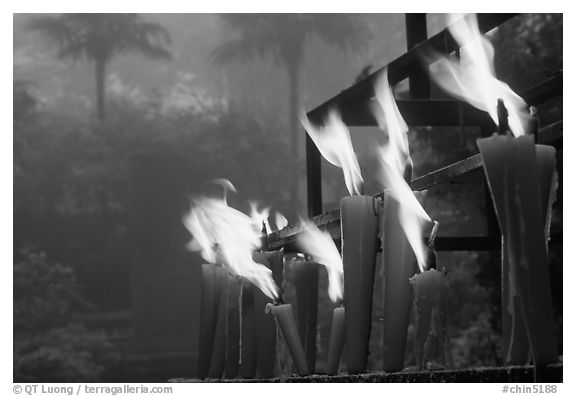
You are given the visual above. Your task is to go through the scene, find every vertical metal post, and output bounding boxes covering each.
[296,126,322,372]
[405,14,431,100]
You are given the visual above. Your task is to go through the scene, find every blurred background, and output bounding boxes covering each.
[13,13,562,382]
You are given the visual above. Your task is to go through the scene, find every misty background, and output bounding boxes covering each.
[13,13,562,382]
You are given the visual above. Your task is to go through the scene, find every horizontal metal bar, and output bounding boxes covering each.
[272,232,562,253]
[317,72,563,128]
[436,231,562,251]
[307,13,517,125]
[524,72,563,106]
[267,121,562,250]
[411,121,562,191]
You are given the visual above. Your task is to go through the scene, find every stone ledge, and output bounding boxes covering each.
[170,363,562,383]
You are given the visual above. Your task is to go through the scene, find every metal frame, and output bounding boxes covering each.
[267,14,562,372]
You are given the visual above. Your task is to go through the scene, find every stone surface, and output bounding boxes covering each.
[170,364,563,383]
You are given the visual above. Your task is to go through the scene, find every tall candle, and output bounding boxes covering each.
[208,267,228,378]
[340,195,379,374]
[380,191,434,372]
[410,267,451,370]
[197,264,224,379]
[326,305,346,375]
[239,281,257,378]
[380,195,418,372]
[293,259,318,373]
[266,303,309,375]
[478,134,558,367]
[224,274,242,379]
[253,250,284,378]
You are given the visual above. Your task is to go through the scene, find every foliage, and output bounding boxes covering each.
[27,14,172,120]
[211,14,368,67]
[14,324,121,383]
[13,80,37,123]
[451,311,501,368]
[14,95,292,309]
[212,14,370,210]
[14,249,88,331]
[27,14,172,64]
[493,13,562,92]
[13,249,121,382]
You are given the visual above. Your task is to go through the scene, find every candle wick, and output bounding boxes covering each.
[497,98,509,135]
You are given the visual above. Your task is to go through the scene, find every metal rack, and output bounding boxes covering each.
[264,14,563,373]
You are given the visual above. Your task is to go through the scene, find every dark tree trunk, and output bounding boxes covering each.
[95,60,107,121]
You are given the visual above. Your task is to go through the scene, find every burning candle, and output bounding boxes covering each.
[428,13,531,139]
[301,105,374,374]
[239,281,257,378]
[182,179,281,379]
[478,133,558,367]
[340,195,379,374]
[266,303,309,375]
[426,14,558,371]
[296,221,345,375]
[371,67,442,372]
[410,266,451,370]
[380,195,418,372]
[197,264,225,379]
[208,266,228,379]
[326,305,346,375]
[224,273,242,379]
[253,250,284,378]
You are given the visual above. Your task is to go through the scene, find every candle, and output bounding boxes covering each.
[208,267,228,378]
[253,250,282,378]
[224,274,242,379]
[266,303,309,375]
[293,258,318,373]
[478,133,558,367]
[380,194,419,372]
[340,194,379,374]
[326,305,346,375]
[239,281,257,378]
[197,264,224,379]
[410,267,451,370]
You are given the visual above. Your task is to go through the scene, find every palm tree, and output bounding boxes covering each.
[27,14,172,121]
[211,14,368,210]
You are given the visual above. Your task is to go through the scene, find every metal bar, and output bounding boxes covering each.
[274,232,562,253]
[525,71,563,106]
[322,73,562,128]
[267,121,562,250]
[307,13,516,125]
[406,14,431,99]
[410,121,562,191]
[300,134,323,373]
[306,134,323,217]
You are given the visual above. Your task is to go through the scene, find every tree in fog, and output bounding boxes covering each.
[27,14,172,121]
[211,14,368,210]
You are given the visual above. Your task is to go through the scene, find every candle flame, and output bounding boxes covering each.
[372,67,412,175]
[371,69,432,272]
[429,13,529,137]
[213,178,237,203]
[183,192,279,300]
[301,109,364,196]
[296,220,343,302]
[274,212,288,231]
[249,201,271,233]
